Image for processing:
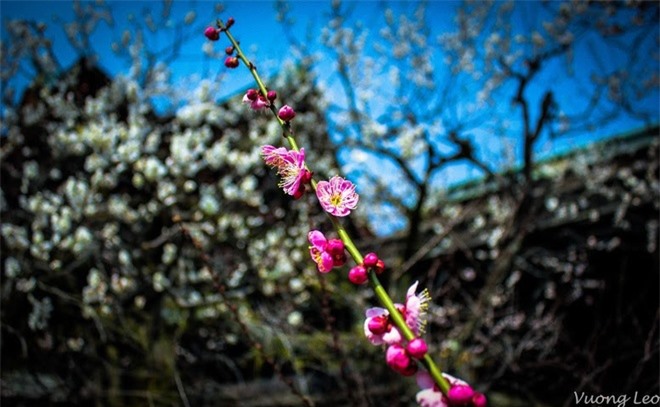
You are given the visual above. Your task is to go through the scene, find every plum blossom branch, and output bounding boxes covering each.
[204,17,489,406]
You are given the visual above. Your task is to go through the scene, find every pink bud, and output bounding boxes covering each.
[224,57,239,68]
[363,252,379,268]
[367,314,388,334]
[447,385,475,405]
[204,27,220,41]
[472,392,487,407]
[278,105,296,122]
[267,90,277,102]
[225,45,234,55]
[326,239,345,256]
[385,344,409,371]
[406,338,428,359]
[348,265,368,285]
[246,89,258,101]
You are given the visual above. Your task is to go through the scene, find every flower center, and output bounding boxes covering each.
[330,193,342,207]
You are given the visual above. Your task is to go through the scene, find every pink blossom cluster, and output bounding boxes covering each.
[416,372,487,407]
[308,230,346,273]
[364,281,430,375]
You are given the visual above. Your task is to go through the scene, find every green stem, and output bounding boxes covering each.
[218,18,451,396]
[218,20,299,151]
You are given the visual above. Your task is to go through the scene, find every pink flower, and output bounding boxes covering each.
[363,281,430,345]
[242,89,270,111]
[316,175,359,217]
[261,145,308,196]
[363,307,402,345]
[416,372,486,407]
[278,105,296,121]
[404,281,431,336]
[308,230,345,273]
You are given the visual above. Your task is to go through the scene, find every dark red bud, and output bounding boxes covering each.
[267,90,277,102]
[226,17,235,28]
[224,57,239,68]
[204,27,220,41]
[225,45,234,55]
[246,89,258,101]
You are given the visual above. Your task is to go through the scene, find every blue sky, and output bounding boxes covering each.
[2,1,658,194]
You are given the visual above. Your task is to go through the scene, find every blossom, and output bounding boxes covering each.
[416,372,487,407]
[308,230,345,273]
[242,89,270,111]
[316,175,359,217]
[404,281,431,336]
[261,145,308,196]
[278,105,296,121]
[363,281,430,345]
[364,307,403,345]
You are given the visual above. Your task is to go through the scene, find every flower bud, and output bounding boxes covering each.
[224,57,239,68]
[447,385,475,405]
[363,252,379,268]
[204,27,220,41]
[348,265,368,285]
[226,17,235,28]
[472,392,487,407]
[385,344,409,371]
[278,105,296,122]
[406,338,428,359]
[225,45,234,55]
[267,90,277,102]
[367,314,388,334]
[326,239,345,256]
[246,89,258,101]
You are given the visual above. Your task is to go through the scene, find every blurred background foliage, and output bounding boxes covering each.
[1,1,658,406]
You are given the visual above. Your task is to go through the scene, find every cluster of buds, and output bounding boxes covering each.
[308,230,347,273]
[417,372,487,407]
[385,338,428,376]
[243,88,272,111]
[204,16,234,40]
[348,252,385,285]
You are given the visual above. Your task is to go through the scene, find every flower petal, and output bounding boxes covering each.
[307,230,327,250]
